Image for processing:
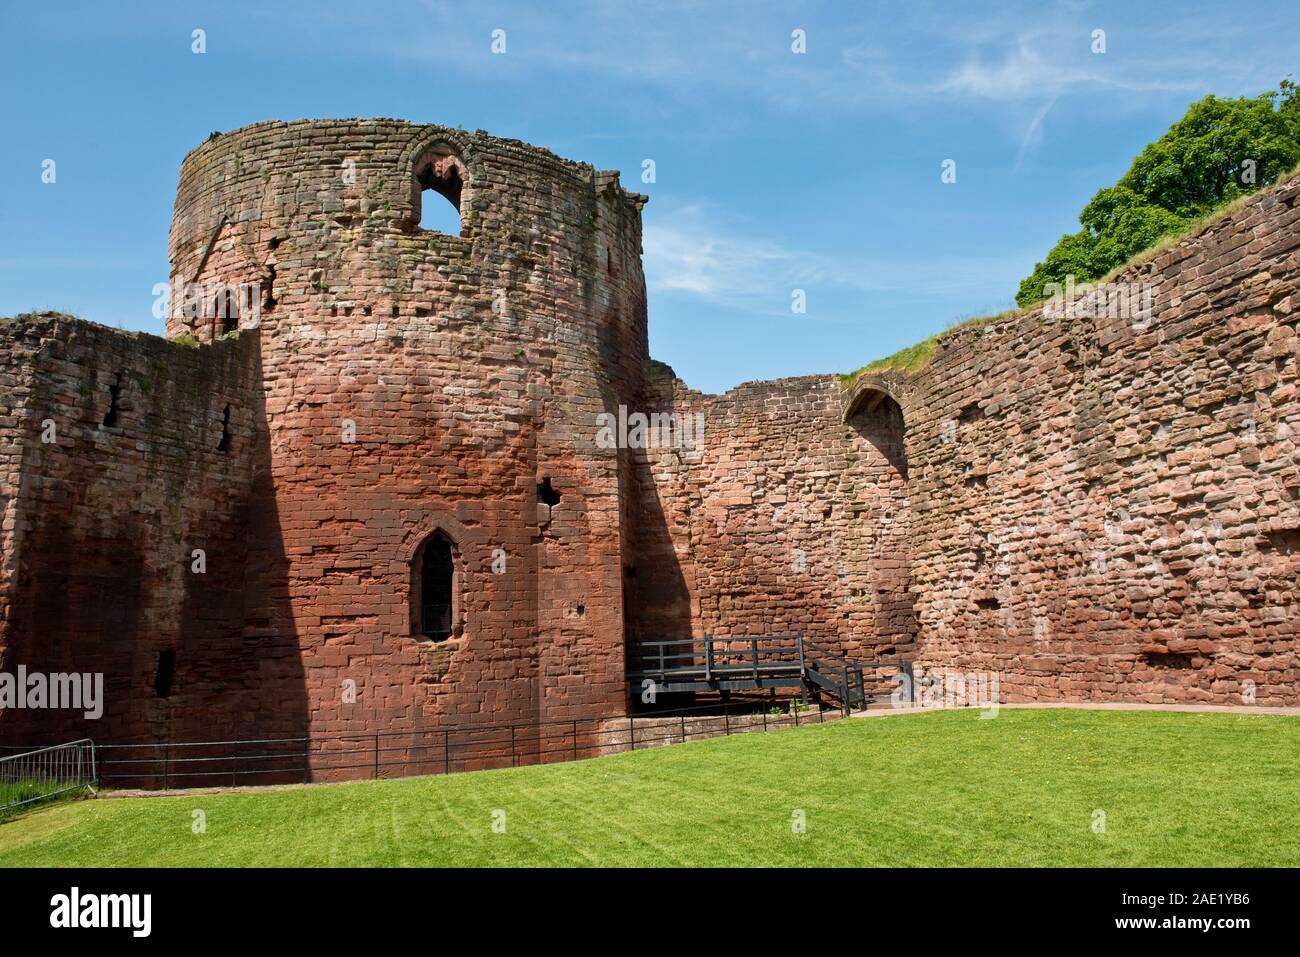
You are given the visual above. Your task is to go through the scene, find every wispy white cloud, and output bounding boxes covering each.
[643,201,1033,316]
[935,33,1197,101]
[243,2,1286,117]
[643,203,880,313]
[1014,96,1057,168]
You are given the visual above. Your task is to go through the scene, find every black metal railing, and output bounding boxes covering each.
[628,634,804,682]
[0,646,915,794]
[805,641,913,712]
[628,633,912,715]
[73,698,864,791]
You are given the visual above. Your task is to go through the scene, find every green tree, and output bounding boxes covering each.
[1017,79,1300,306]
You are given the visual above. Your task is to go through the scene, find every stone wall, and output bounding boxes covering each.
[3,121,1296,764]
[846,173,1300,706]
[0,330,30,661]
[0,314,283,744]
[624,362,915,665]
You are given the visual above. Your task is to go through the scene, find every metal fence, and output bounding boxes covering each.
[90,698,871,791]
[1,659,914,795]
[0,739,97,812]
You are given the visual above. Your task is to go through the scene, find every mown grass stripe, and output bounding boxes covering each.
[0,709,1295,867]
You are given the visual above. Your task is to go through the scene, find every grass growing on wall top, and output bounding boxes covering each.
[840,307,1027,382]
[1,709,1295,867]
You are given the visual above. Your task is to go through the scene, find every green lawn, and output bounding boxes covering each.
[1,708,1296,867]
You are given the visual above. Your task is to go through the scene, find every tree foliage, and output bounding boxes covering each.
[1017,80,1300,306]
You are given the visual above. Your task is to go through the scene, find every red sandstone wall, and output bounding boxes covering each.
[0,315,286,745]
[5,122,1296,764]
[165,120,646,744]
[624,363,916,666]
[855,173,1300,706]
[0,329,29,653]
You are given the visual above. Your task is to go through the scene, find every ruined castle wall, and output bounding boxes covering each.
[166,120,646,743]
[6,116,1295,763]
[625,363,916,665]
[869,173,1300,706]
[0,329,33,659]
[0,315,284,745]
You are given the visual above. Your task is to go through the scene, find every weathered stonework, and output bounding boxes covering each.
[625,365,915,661]
[844,175,1300,706]
[0,319,277,744]
[1,119,1296,762]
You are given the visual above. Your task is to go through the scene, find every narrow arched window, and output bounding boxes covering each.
[412,145,465,236]
[418,532,455,641]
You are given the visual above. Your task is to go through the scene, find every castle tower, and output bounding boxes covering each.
[166,119,650,745]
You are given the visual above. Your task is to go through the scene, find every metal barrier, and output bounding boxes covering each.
[2,653,914,795]
[86,698,865,791]
[0,739,96,812]
[802,639,903,713]
[628,635,805,686]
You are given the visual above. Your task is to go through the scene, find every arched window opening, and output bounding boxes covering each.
[847,387,916,657]
[263,237,281,312]
[418,533,455,641]
[413,147,465,236]
[263,266,277,311]
[849,389,907,478]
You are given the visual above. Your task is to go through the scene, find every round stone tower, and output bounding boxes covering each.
[167,119,650,746]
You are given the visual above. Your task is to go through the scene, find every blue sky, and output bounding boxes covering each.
[1,1,1297,394]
